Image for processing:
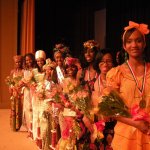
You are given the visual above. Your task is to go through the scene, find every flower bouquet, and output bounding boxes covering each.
[98,90,131,118]
[62,78,91,116]
[5,75,22,87]
[91,120,105,143]
[98,90,150,128]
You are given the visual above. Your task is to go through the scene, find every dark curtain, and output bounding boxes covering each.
[106,0,150,60]
[35,0,100,59]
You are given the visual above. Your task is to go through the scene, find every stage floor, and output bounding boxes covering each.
[0,109,37,150]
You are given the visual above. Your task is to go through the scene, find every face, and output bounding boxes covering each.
[123,30,146,59]
[84,49,95,62]
[14,58,22,69]
[25,56,33,68]
[36,58,45,69]
[54,52,64,66]
[66,65,78,77]
[45,66,53,77]
[99,53,113,75]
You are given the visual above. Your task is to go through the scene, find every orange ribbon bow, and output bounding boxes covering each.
[124,21,150,35]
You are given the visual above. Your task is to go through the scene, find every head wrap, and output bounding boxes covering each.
[122,21,150,42]
[35,50,46,60]
[43,58,56,70]
[13,55,23,61]
[83,40,100,50]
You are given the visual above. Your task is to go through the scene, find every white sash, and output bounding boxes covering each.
[56,66,64,83]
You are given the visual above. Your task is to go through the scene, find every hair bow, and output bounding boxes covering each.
[124,21,150,35]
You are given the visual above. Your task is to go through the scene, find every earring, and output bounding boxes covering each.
[125,52,128,61]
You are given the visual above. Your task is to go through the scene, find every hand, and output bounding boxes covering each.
[135,120,149,134]
[83,116,93,133]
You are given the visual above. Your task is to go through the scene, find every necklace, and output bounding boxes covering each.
[126,60,147,108]
[87,67,97,81]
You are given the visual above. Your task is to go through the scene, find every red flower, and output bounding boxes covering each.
[95,120,105,131]
[131,104,150,123]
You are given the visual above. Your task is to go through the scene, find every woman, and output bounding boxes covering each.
[21,53,37,133]
[80,40,100,93]
[92,48,116,149]
[105,21,150,149]
[40,58,60,150]
[92,48,115,108]
[32,50,46,143]
[57,57,92,150]
[53,50,65,84]
[6,55,24,131]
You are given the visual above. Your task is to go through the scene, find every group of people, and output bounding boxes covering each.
[5,20,150,150]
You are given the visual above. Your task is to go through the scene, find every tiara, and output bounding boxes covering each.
[83,40,100,49]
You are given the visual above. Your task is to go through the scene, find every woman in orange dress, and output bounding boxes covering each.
[106,21,150,150]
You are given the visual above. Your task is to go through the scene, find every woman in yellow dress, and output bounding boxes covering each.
[105,21,150,150]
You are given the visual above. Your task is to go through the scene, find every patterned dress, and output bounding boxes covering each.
[9,69,23,131]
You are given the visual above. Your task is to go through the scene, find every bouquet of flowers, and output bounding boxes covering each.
[35,83,46,100]
[62,78,91,116]
[91,120,105,143]
[98,90,150,126]
[5,75,22,87]
[44,83,67,104]
[98,90,131,118]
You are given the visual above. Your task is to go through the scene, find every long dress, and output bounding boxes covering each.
[40,80,61,150]
[9,69,23,131]
[22,69,33,131]
[106,63,150,150]
[32,69,45,141]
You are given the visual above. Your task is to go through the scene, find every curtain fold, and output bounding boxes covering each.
[20,0,35,55]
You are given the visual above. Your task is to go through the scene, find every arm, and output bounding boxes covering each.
[115,116,150,135]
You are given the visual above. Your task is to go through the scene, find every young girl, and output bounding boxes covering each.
[106,21,150,149]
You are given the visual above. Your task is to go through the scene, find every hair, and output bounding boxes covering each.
[93,48,116,73]
[116,49,125,65]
